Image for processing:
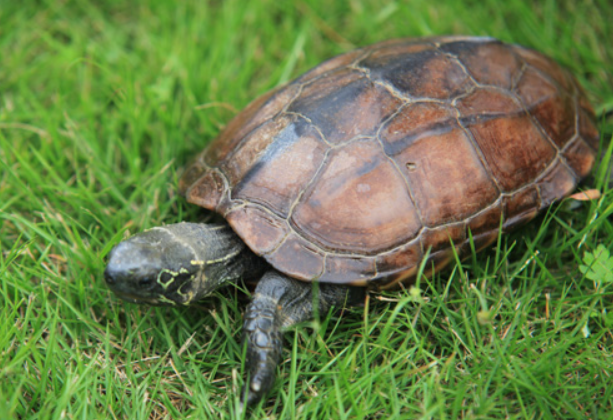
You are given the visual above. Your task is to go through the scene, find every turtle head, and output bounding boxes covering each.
[104,223,251,306]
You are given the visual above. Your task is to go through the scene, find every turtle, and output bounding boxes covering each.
[104,35,599,405]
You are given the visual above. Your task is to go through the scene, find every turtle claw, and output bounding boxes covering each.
[241,381,265,407]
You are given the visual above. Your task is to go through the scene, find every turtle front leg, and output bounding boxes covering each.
[241,270,365,406]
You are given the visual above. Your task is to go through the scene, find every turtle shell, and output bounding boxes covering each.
[180,36,599,288]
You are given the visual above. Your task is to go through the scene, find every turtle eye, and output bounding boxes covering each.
[138,277,154,287]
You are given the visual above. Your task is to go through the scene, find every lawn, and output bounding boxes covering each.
[1,0,612,419]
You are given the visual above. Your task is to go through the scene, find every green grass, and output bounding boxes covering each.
[1,0,612,419]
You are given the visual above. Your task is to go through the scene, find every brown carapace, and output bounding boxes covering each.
[180,36,599,289]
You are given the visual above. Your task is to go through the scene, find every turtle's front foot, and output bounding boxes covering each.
[240,270,311,405]
[242,297,283,405]
[240,270,365,406]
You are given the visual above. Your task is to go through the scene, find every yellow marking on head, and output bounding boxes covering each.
[158,295,177,306]
[208,225,225,230]
[178,290,195,305]
[157,269,180,290]
[190,259,206,266]
[205,248,242,265]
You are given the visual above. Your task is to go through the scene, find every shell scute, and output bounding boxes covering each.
[465,109,557,192]
[537,160,577,209]
[226,206,288,254]
[289,69,402,145]
[230,118,327,217]
[320,255,377,285]
[440,39,522,89]
[265,233,325,281]
[563,137,596,178]
[363,48,474,99]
